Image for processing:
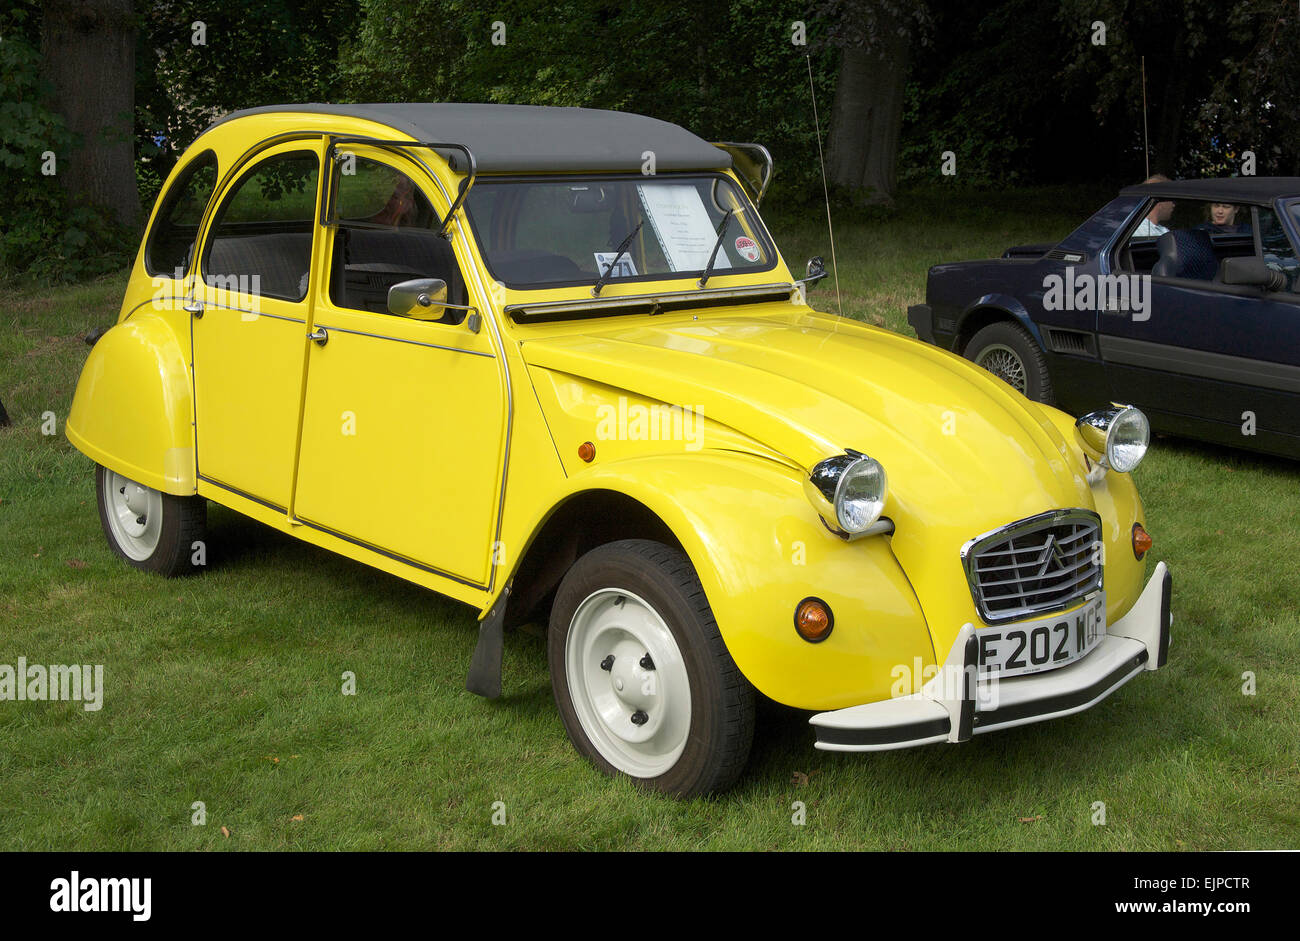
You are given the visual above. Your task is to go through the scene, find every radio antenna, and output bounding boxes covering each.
[806,54,843,317]
[1141,55,1150,178]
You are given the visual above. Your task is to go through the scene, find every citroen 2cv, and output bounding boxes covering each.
[67,104,1171,796]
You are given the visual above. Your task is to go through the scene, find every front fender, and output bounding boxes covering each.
[516,452,936,711]
[963,292,1045,348]
[66,312,196,494]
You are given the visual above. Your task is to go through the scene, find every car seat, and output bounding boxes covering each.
[1152,230,1217,280]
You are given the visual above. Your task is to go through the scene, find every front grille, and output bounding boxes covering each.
[961,510,1103,623]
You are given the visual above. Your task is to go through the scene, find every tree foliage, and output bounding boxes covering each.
[0,2,132,282]
[9,0,1300,283]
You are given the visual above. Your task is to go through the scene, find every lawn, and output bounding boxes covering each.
[1,187,1297,850]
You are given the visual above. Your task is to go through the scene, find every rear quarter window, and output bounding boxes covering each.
[145,150,218,278]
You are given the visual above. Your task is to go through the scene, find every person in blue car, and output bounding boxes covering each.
[1196,201,1250,234]
[1132,174,1174,236]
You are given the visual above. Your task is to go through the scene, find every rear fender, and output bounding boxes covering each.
[66,311,196,494]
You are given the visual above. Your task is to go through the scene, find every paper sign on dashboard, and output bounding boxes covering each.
[637,184,730,273]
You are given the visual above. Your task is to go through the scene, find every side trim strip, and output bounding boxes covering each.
[1099,334,1300,393]
[197,304,306,325]
[294,516,486,590]
[198,475,287,514]
[310,322,496,358]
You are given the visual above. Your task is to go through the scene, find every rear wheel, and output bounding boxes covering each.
[96,464,207,576]
[965,320,1054,404]
[548,539,755,798]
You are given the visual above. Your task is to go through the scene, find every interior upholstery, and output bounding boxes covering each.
[206,232,313,301]
[331,227,467,320]
[1152,229,1219,280]
[203,227,469,322]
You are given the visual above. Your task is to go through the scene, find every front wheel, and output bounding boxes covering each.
[548,539,755,798]
[96,464,207,576]
[965,320,1055,404]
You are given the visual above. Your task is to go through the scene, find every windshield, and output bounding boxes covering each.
[464,174,776,288]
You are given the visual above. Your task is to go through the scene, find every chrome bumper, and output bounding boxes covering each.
[810,561,1172,751]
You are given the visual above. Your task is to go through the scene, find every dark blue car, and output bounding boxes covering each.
[909,177,1300,459]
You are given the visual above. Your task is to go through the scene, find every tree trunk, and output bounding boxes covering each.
[1150,27,1188,176]
[825,35,910,206]
[41,0,139,229]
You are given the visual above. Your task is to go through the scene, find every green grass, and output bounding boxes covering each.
[1,187,1297,850]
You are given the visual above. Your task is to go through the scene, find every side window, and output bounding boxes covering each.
[145,151,218,278]
[328,156,466,321]
[1257,207,1298,290]
[335,156,436,228]
[203,151,319,303]
[1122,198,1254,282]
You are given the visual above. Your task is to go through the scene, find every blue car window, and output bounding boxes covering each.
[1259,206,1299,290]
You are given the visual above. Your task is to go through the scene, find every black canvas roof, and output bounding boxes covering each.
[207,102,732,174]
[1120,176,1300,203]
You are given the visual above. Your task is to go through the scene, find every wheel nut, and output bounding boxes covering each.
[599,655,614,671]
[630,710,648,726]
[136,515,146,525]
[639,653,655,670]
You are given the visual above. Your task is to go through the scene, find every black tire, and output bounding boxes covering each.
[95,464,207,577]
[964,320,1055,404]
[548,539,755,798]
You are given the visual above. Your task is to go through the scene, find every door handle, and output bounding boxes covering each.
[307,327,329,347]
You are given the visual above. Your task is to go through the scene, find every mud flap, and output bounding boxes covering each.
[466,586,510,699]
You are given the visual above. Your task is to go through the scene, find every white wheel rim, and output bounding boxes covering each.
[102,470,163,561]
[565,588,692,779]
[975,343,1028,393]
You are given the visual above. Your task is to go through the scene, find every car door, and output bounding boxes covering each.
[191,142,323,510]
[291,148,507,587]
[1100,199,1300,454]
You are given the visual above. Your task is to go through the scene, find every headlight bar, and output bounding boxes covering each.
[1075,404,1150,478]
[804,449,890,539]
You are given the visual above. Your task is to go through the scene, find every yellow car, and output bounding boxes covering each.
[67,103,1171,797]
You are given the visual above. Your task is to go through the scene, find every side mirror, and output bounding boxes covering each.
[1220,257,1286,291]
[388,278,448,320]
[801,256,828,288]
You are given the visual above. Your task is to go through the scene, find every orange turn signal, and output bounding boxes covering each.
[794,597,834,643]
[1132,522,1152,560]
[577,441,596,463]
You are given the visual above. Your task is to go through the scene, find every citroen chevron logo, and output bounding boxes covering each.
[1036,534,1068,577]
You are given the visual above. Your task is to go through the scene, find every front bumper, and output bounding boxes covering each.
[906,303,935,344]
[809,561,1171,751]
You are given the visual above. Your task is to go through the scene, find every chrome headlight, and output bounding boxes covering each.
[1075,405,1150,474]
[804,450,889,537]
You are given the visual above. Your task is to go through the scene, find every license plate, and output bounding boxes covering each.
[975,593,1105,679]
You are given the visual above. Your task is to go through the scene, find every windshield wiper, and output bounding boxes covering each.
[698,208,740,289]
[592,220,643,297]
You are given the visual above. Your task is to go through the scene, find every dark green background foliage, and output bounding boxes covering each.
[7,0,1300,282]
[0,5,133,282]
